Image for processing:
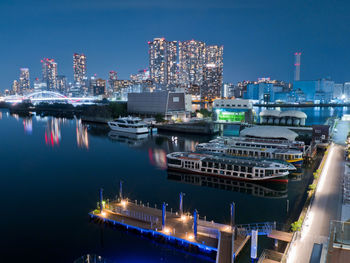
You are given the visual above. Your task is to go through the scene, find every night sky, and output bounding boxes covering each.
[1,0,350,91]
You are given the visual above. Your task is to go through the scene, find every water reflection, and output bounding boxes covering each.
[76,119,89,149]
[23,118,33,134]
[45,118,61,147]
[108,130,149,147]
[0,112,2,119]
[167,171,288,199]
[148,148,167,169]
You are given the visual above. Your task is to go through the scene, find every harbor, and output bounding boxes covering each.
[0,106,341,262]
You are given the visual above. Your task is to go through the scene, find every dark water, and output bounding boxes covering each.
[0,107,340,263]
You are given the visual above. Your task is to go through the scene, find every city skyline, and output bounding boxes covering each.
[1,0,350,91]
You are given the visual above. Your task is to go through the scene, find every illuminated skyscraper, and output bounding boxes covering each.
[73,53,87,87]
[148,38,177,89]
[12,80,20,94]
[178,40,206,90]
[41,58,58,91]
[19,68,30,92]
[202,45,224,100]
[57,75,67,94]
[108,71,118,92]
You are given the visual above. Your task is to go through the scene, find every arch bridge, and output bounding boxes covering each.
[3,91,97,104]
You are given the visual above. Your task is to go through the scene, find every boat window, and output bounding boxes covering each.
[167,159,181,165]
[247,174,252,178]
[226,171,231,175]
[220,163,226,169]
[214,163,219,169]
[208,162,213,168]
[234,165,239,171]
[202,162,207,167]
[248,167,252,173]
[214,170,218,173]
[227,164,232,170]
[201,168,205,172]
[241,167,246,172]
[232,172,238,177]
[239,173,245,177]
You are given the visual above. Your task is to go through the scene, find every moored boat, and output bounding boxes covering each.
[108,117,149,134]
[167,152,291,183]
[196,142,304,167]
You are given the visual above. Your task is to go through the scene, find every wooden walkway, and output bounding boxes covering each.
[91,200,250,262]
[267,230,293,243]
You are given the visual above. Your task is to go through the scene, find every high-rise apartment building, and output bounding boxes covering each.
[148,38,177,89]
[178,40,206,90]
[57,75,67,94]
[12,80,20,94]
[19,68,30,92]
[73,53,87,86]
[202,45,224,100]
[41,58,57,91]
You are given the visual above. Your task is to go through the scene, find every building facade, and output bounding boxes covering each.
[213,99,254,123]
[41,58,58,91]
[19,68,30,93]
[73,53,87,88]
[202,45,223,100]
[178,40,206,93]
[148,38,177,89]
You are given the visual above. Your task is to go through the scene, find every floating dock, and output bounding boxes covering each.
[90,190,250,262]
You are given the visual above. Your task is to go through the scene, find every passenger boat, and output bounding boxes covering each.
[108,117,149,134]
[210,136,305,153]
[167,152,292,183]
[196,142,304,167]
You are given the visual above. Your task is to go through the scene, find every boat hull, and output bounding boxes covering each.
[167,167,289,183]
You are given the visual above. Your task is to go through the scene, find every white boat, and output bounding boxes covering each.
[108,117,149,134]
[167,152,292,183]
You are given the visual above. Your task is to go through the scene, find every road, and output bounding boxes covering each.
[288,144,344,263]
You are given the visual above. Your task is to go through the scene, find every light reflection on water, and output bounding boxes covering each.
[76,119,89,149]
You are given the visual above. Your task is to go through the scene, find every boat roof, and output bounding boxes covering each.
[197,143,302,154]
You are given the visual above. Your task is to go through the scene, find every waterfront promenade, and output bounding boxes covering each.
[287,144,344,262]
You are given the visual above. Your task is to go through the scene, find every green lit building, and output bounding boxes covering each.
[213,99,254,123]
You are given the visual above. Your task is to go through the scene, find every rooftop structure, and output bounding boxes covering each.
[259,109,307,126]
[240,126,299,141]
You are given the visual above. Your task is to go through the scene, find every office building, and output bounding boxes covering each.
[148,38,177,89]
[19,68,30,92]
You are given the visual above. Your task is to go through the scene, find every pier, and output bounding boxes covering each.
[90,189,251,262]
[89,187,294,262]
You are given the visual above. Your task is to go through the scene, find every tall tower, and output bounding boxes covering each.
[19,68,30,92]
[148,38,177,89]
[73,53,87,87]
[202,45,224,100]
[294,52,301,81]
[178,40,206,90]
[41,58,58,91]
